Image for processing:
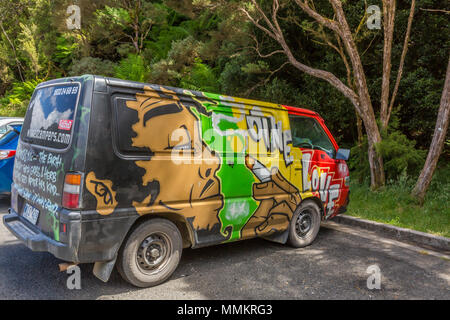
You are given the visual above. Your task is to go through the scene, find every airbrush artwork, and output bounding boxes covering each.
[84,85,349,245]
[5,76,349,286]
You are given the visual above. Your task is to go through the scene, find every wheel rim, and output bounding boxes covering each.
[136,232,171,274]
[295,209,313,237]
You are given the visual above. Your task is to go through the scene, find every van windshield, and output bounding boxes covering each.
[21,83,80,149]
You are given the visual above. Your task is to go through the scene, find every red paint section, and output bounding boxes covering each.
[285,105,349,219]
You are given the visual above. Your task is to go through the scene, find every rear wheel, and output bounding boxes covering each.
[117,218,182,287]
[288,201,321,248]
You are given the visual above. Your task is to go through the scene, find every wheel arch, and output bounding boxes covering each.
[300,196,325,220]
[125,213,195,249]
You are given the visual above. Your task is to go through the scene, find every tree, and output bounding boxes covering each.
[412,56,450,204]
[96,0,167,55]
[379,0,416,131]
[241,0,417,189]
[241,0,383,188]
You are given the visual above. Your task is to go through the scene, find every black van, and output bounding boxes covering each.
[3,75,350,287]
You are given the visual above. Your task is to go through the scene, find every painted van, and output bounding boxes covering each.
[3,75,350,287]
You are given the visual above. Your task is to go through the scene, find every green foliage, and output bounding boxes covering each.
[114,54,148,82]
[0,79,41,117]
[348,164,450,237]
[241,61,270,74]
[257,78,302,106]
[69,57,116,77]
[0,0,448,207]
[396,67,443,147]
[144,25,190,62]
[180,58,219,93]
[218,55,262,96]
[376,131,426,180]
[149,36,202,85]
[18,22,43,77]
[53,36,79,67]
[349,129,426,183]
[348,137,371,184]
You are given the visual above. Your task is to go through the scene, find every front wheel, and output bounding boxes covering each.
[288,201,322,248]
[117,218,182,287]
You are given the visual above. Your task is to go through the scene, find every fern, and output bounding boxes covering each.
[114,54,149,82]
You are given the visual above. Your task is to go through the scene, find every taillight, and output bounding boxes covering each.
[63,173,82,209]
[0,150,16,160]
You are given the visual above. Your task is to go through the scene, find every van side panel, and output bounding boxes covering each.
[81,86,141,262]
[83,81,302,249]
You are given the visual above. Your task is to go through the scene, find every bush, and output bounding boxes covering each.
[349,129,426,183]
[0,79,41,117]
[69,57,116,77]
[179,58,219,93]
[114,54,149,82]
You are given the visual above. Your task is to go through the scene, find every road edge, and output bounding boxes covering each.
[331,214,450,253]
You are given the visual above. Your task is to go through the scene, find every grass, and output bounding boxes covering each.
[346,165,450,238]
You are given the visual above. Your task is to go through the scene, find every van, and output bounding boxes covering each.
[3,75,350,287]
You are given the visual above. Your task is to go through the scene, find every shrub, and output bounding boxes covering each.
[349,130,426,183]
[114,54,148,82]
[180,58,219,93]
[0,79,41,117]
[69,57,116,77]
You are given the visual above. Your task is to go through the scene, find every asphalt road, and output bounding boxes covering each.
[0,195,448,300]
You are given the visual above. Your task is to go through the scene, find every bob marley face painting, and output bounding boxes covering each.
[126,86,224,231]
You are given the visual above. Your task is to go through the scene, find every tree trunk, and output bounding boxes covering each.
[364,113,386,189]
[380,0,396,130]
[411,56,450,204]
[386,0,416,129]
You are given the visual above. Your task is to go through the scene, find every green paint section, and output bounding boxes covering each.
[192,94,258,241]
[46,212,59,241]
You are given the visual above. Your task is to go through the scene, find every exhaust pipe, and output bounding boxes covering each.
[58,262,78,272]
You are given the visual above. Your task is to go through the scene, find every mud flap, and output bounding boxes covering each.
[262,229,289,244]
[93,258,117,283]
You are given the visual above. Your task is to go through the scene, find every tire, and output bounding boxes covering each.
[117,218,182,288]
[288,201,322,248]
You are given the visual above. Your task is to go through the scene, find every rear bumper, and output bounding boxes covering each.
[3,208,81,262]
[3,206,139,264]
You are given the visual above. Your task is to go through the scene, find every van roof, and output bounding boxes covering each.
[36,75,318,115]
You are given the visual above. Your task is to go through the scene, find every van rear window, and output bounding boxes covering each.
[22,83,80,149]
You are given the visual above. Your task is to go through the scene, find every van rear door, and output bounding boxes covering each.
[11,77,93,241]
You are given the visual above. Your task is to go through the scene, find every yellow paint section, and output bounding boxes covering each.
[85,171,118,216]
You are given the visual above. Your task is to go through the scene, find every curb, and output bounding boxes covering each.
[331,214,450,253]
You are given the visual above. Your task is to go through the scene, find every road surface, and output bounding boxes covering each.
[0,195,448,300]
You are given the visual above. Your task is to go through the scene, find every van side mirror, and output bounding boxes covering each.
[335,148,350,161]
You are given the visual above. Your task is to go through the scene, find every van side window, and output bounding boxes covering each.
[289,115,335,158]
[113,97,152,157]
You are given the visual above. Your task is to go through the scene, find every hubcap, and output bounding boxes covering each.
[136,233,171,272]
[295,210,313,237]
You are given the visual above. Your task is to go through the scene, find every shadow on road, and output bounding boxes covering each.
[0,223,448,300]
[0,195,10,213]
[0,192,448,299]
